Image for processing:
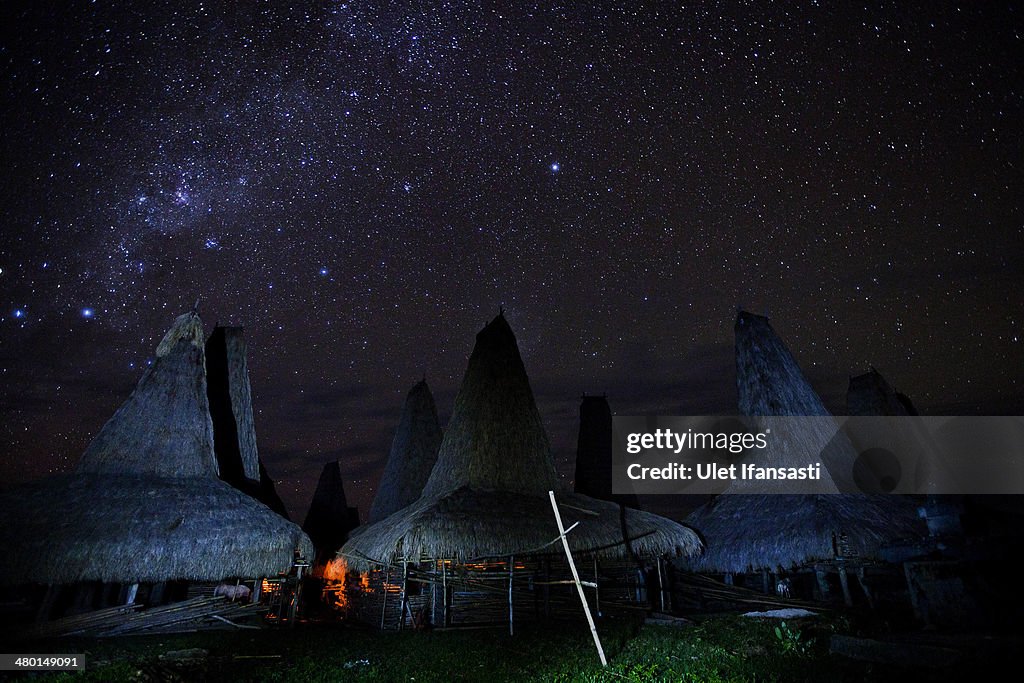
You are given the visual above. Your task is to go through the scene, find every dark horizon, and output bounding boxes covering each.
[2,3,1022,520]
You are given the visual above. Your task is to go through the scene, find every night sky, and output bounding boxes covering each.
[2,2,1022,520]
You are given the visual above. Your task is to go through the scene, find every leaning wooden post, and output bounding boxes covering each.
[549,491,607,667]
[508,554,515,636]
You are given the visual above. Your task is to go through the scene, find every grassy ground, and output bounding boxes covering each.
[6,612,1006,682]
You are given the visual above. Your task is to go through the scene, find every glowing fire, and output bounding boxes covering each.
[322,558,350,610]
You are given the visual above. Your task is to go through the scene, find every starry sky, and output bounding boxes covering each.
[2,2,1022,521]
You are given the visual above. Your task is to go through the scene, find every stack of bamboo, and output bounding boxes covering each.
[25,596,266,638]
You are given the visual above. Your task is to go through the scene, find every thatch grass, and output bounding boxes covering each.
[344,313,701,569]
[206,326,261,483]
[685,494,925,573]
[420,314,558,497]
[367,379,443,523]
[847,367,917,416]
[0,309,313,585]
[78,310,218,478]
[735,311,830,418]
[684,311,928,572]
[0,473,313,585]
[344,487,701,568]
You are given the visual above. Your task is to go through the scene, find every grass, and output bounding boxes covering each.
[13,611,997,682]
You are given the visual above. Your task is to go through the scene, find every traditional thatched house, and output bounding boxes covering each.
[206,325,290,519]
[573,395,639,509]
[684,311,924,604]
[847,367,918,416]
[0,309,312,614]
[367,379,443,524]
[303,461,361,566]
[341,313,701,629]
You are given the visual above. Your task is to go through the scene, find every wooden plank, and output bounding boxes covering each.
[549,490,607,667]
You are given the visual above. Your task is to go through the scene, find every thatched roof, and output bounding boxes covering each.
[367,380,443,523]
[734,310,857,490]
[206,325,291,519]
[847,367,918,416]
[0,309,312,585]
[345,488,700,566]
[685,494,924,573]
[683,310,926,573]
[206,326,260,483]
[420,314,557,498]
[0,474,312,585]
[78,310,218,478]
[735,311,830,418]
[303,461,360,561]
[342,313,701,568]
[573,395,640,508]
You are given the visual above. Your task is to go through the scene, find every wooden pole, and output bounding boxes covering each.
[380,568,389,630]
[124,583,139,606]
[399,560,409,632]
[549,491,607,667]
[442,561,450,628]
[656,557,665,613]
[837,564,853,607]
[593,557,600,617]
[431,559,438,627]
[508,554,515,636]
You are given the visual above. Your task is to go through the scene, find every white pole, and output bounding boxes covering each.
[549,490,607,667]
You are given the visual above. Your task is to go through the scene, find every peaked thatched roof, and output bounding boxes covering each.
[734,310,856,490]
[685,494,924,573]
[78,310,218,478]
[847,367,918,416]
[573,395,640,509]
[206,325,291,519]
[420,314,558,498]
[303,461,360,562]
[368,380,443,523]
[206,326,260,483]
[0,309,312,586]
[342,313,701,568]
[684,310,926,573]
[735,310,830,418]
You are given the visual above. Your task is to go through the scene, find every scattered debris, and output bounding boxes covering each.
[159,648,208,663]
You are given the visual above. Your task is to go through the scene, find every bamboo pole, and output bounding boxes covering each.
[441,561,448,627]
[380,568,390,630]
[508,554,515,636]
[549,490,607,667]
[399,560,409,631]
[656,558,665,612]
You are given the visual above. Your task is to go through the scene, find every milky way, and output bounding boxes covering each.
[2,2,1022,518]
